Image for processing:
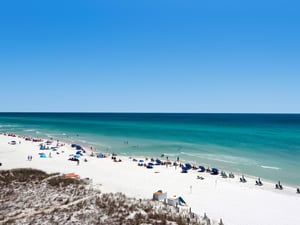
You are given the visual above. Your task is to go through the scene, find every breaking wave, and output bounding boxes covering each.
[261,165,280,170]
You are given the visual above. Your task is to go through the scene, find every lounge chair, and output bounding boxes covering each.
[221,171,227,178]
[240,175,247,183]
[256,178,263,186]
[276,181,283,190]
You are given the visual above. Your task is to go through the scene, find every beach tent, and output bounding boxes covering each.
[198,166,205,172]
[185,163,192,170]
[211,168,219,175]
[156,159,161,165]
[76,150,82,155]
[76,145,82,150]
[147,163,154,169]
[181,168,188,173]
[97,153,105,158]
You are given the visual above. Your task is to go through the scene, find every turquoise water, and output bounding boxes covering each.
[1,113,300,186]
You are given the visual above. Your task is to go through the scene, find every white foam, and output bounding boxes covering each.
[261,165,281,170]
[24,129,35,132]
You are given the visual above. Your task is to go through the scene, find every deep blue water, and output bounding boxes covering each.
[1,113,300,185]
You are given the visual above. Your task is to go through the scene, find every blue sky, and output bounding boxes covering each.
[0,0,299,112]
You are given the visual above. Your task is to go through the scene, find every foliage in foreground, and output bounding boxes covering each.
[0,168,219,225]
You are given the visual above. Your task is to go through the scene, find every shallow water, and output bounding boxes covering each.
[1,113,300,185]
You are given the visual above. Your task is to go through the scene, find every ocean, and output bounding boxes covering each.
[0,113,300,186]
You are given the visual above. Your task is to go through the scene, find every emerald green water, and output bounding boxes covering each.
[1,113,300,186]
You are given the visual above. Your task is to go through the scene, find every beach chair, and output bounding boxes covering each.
[229,172,234,178]
[221,171,227,178]
[276,181,283,190]
[256,178,263,186]
[240,175,247,183]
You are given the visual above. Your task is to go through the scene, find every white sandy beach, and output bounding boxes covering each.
[1,133,299,225]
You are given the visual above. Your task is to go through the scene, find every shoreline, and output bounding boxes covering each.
[1,126,298,187]
[1,132,300,225]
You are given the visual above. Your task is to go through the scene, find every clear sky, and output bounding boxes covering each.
[0,0,299,113]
